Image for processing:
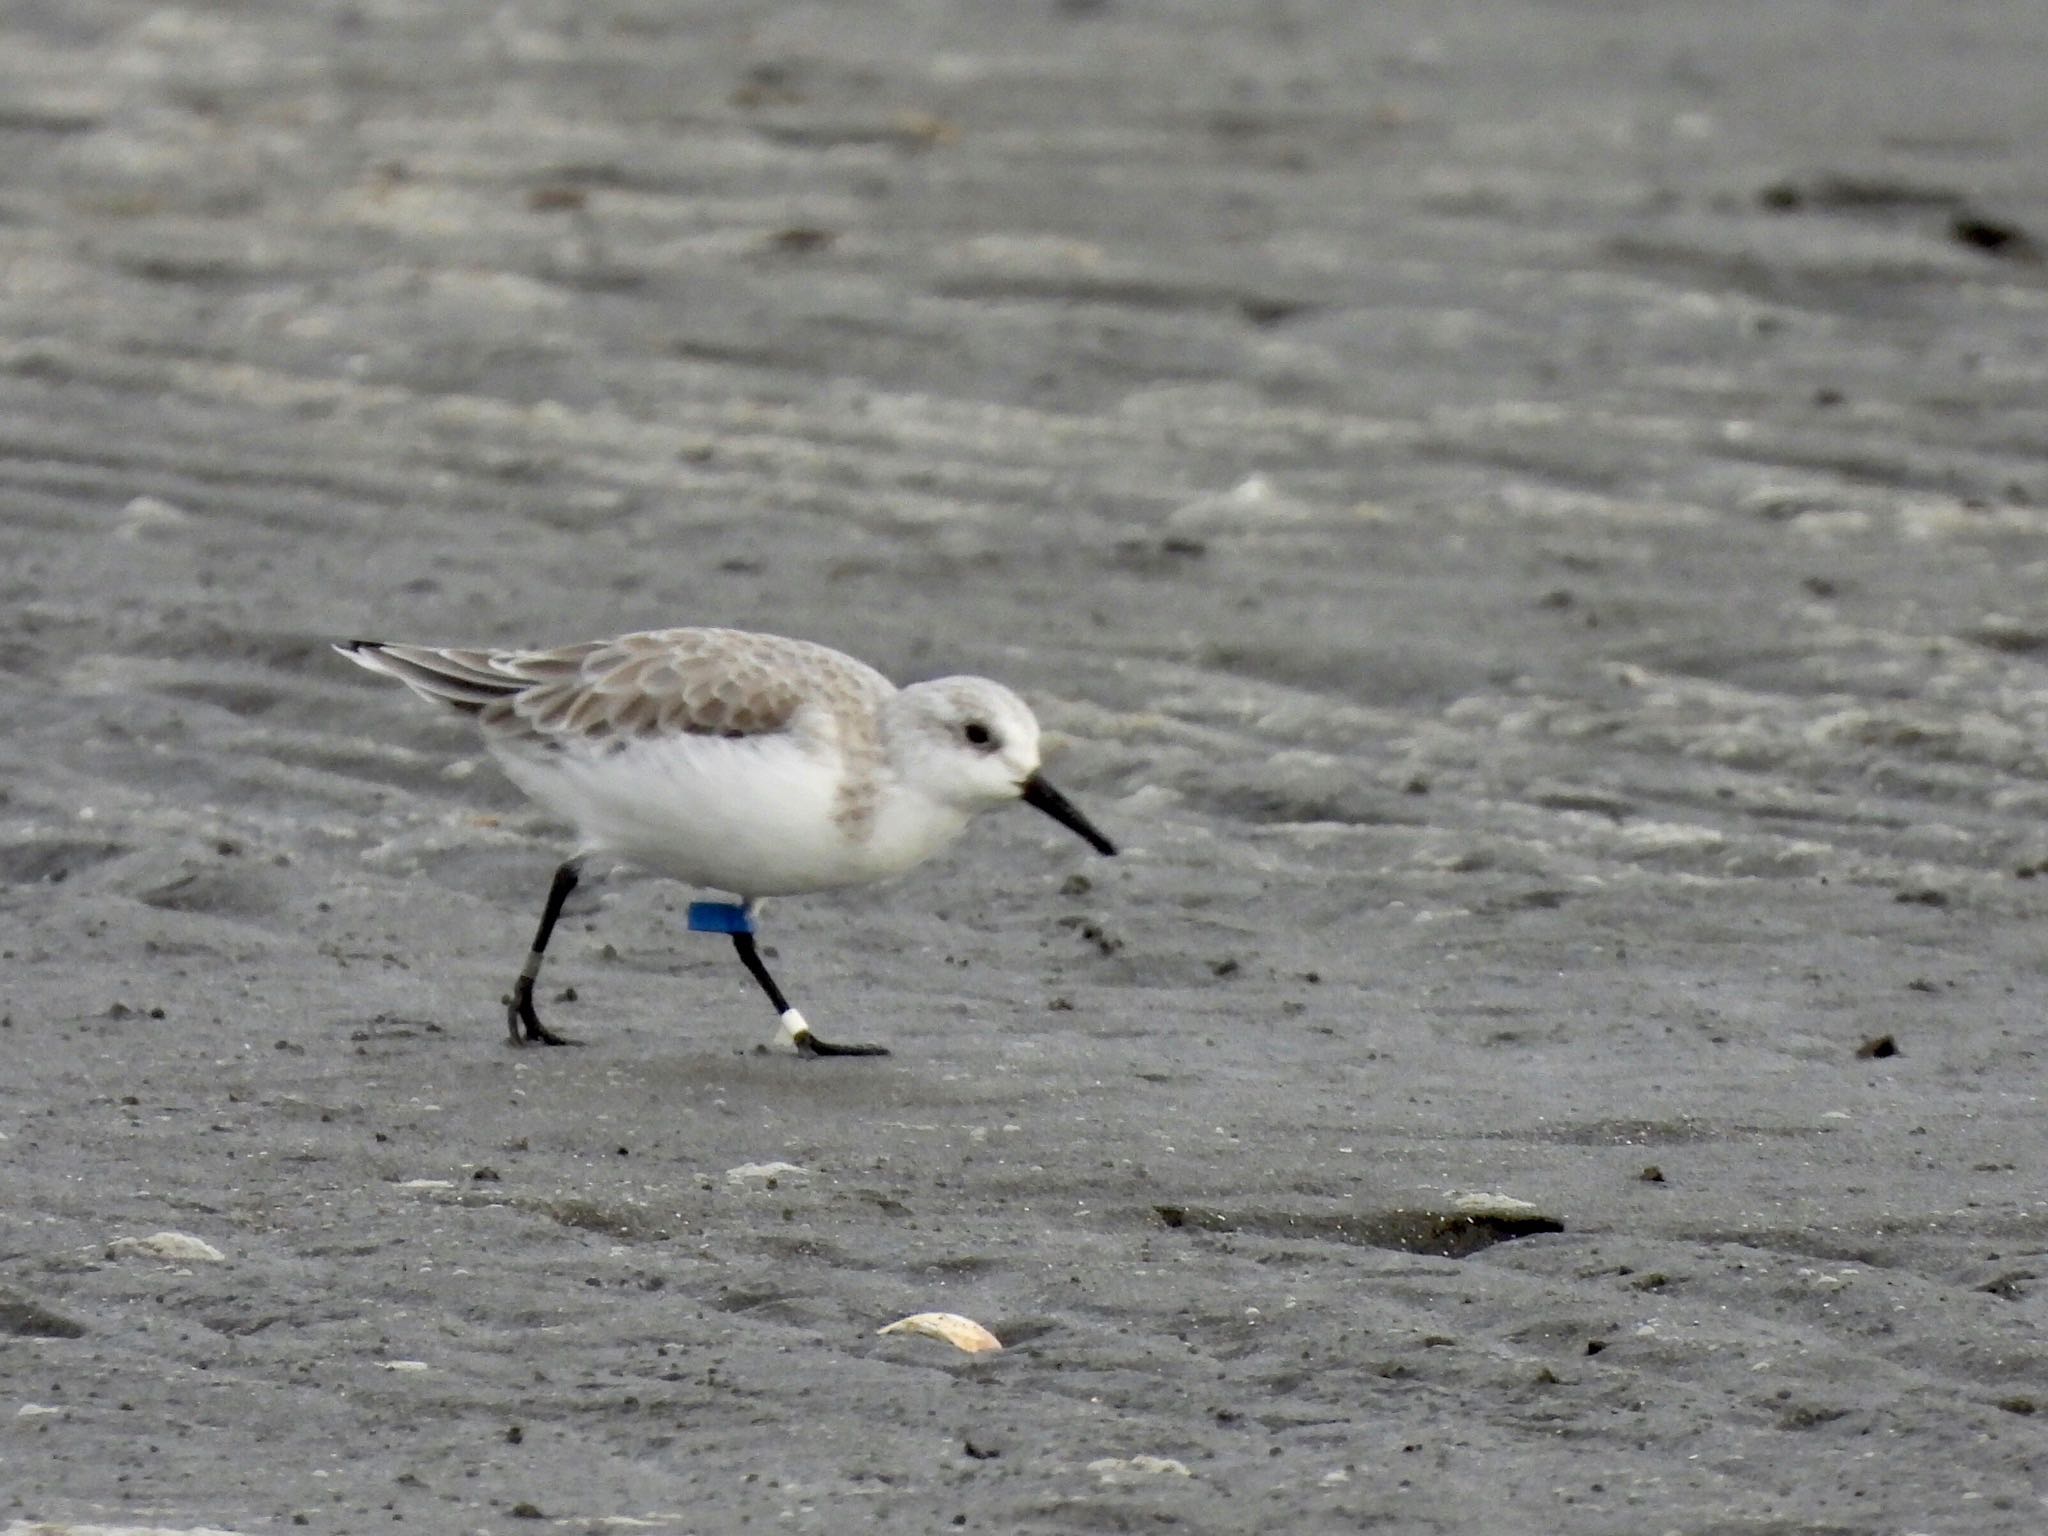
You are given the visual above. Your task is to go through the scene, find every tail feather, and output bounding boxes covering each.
[335,639,527,713]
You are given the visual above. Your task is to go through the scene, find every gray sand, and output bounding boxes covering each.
[5,1,2048,1531]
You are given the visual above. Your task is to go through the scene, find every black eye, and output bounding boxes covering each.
[963,721,995,749]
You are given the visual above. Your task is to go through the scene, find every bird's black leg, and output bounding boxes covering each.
[507,858,584,1046]
[730,930,889,1057]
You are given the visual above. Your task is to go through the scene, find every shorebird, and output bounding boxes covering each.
[336,627,1116,1053]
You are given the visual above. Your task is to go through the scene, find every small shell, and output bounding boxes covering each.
[877,1312,1003,1354]
[1448,1192,1544,1218]
[724,1161,810,1184]
[107,1231,226,1264]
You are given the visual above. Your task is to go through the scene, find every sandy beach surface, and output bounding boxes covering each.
[5,2,2048,1531]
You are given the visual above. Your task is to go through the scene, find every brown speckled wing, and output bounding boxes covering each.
[474,629,893,760]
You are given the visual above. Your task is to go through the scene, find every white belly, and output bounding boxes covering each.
[492,733,966,898]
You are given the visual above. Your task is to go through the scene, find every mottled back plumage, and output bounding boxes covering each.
[342,627,892,745]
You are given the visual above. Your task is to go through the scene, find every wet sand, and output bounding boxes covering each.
[5,2,2048,1531]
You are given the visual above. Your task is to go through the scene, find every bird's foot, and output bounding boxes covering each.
[780,1008,890,1058]
[506,988,582,1047]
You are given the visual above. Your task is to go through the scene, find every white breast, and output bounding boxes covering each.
[492,733,968,898]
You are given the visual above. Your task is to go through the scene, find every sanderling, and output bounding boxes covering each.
[336,626,1117,1053]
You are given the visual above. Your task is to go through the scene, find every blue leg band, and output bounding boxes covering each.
[687,901,756,935]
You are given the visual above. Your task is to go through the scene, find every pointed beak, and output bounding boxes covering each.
[1019,773,1117,856]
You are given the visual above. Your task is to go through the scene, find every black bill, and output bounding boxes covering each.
[1020,773,1117,856]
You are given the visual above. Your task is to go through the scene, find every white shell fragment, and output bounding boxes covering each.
[876,1312,1004,1354]
[1088,1455,1193,1483]
[1166,473,1318,531]
[106,1232,227,1264]
[1447,1192,1545,1219]
[724,1161,810,1184]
